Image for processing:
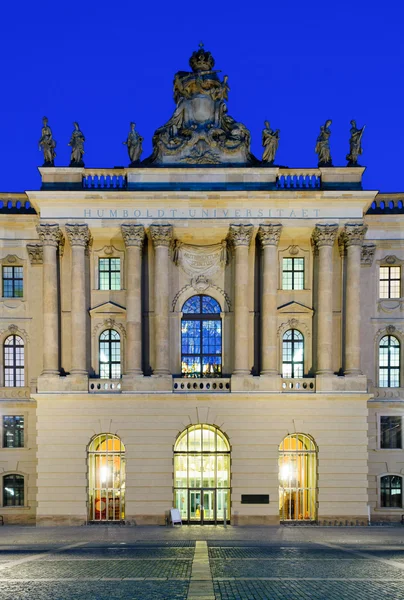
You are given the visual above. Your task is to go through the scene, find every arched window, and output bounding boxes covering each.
[379,335,400,387]
[88,434,126,521]
[181,295,222,378]
[174,424,230,523]
[3,474,24,506]
[282,329,304,378]
[99,330,121,379]
[279,433,317,521]
[380,475,402,508]
[4,335,24,387]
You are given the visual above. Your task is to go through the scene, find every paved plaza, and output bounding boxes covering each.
[1,526,404,599]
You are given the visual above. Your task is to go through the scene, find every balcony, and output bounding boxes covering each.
[89,379,122,393]
[281,378,316,393]
[173,377,231,393]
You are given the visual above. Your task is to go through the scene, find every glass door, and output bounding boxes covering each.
[202,490,215,522]
[189,490,202,522]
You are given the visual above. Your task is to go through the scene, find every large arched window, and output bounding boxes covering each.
[4,335,24,387]
[181,295,222,377]
[174,424,230,523]
[99,330,121,379]
[3,474,24,506]
[88,434,126,522]
[279,433,317,521]
[379,335,400,387]
[282,329,304,378]
[380,475,402,508]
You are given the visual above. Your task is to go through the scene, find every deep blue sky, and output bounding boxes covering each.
[1,0,403,192]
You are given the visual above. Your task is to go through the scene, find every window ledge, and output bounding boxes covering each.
[0,387,30,399]
[0,506,31,511]
[373,507,404,512]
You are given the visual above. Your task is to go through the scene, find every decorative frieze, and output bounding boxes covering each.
[339,222,368,247]
[121,224,145,247]
[65,223,91,247]
[149,224,173,247]
[26,244,43,265]
[311,224,338,247]
[257,224,282,247]
[228,224,254,247]
[36,223,64,247]
[361,243,376,266]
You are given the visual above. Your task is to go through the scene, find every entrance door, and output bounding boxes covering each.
[189,490,202,522]
[189,489,217,523]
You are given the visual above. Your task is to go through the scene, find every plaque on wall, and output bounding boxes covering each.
[241,494,270,504]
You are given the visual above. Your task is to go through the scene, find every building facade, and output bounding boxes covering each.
[1,49,403,526]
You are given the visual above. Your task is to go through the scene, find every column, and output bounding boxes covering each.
[121,224,145,376]
[37,223,63,376]
[257,224,282,375]
[312,224,338,375]
[65,224,91,375]
[150,224,172,375]
[339,222,368,375]
[229,224,254,375]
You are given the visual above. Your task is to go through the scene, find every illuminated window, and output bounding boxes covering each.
[174,424,230,523]
[3,416,24,448]
[380,416,402,449]
[282,329,304,378]
[380,475,402,508]
[2,474,24,507]
[4,335,24,387]
[379,336,400,388]
[379,266,400,299]
[99,258,121,290]
[2,266,23,298]
[279,433,317,521]
[88,434,126,521]
[181,295,222,378]
[99,330,121,379]
[282,258,304,290]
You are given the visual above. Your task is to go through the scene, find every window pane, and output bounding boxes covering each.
[3,474,24,506]
[381,475,402,508]
[202,296,221,314]
[381,416,402,449]
[182,296,201,314]
[3,416,24,448]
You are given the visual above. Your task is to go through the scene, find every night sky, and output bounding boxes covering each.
[1,0,403,192]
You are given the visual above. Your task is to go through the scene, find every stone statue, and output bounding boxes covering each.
[315,120,333,167]
[346,120,365,167]
[38,116,56,166]
[123,122,143,166]
[262,121,279,165]
[144,45,256,165]
[68,122,85,167]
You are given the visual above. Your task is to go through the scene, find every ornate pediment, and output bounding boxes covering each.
[277,301,314,316]
[89,301,126,317]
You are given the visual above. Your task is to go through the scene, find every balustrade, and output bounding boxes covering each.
[281,378,316,392]
[173,377,231,392]
[83,169,127,189]
[276,169,321,189]
[89,379,122,393]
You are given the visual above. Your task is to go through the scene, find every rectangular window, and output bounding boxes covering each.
[99,258,121,291]
[3,416,24,448]
[380,416,402,449]
[2,266,23,298]
[380,266,401,299]
[282,258,304,290]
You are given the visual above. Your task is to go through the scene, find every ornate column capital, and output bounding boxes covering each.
[149,224,173,247]
[361,243,376,266]
[228,224,254,247]
[312,224,338,248]
[257,224,282,247]
[65,223,91,247]
[26,243,43,265]
[121,224,145,247]
[339,222,368,248]
[36,223,64,247]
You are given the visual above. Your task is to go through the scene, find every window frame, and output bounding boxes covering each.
[282,329,304,378]
[3,335,25,387]
[2,265,23,299]
[2,473,25,507]
[2,415,24,449]
[379,265,401,299]
[377,413,404,450]
[282,257,305,291]
[379,474,403,509]
[99,329,121,379]
[378,335,400,388]
[98,257,121,291]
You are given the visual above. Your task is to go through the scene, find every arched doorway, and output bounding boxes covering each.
[174,424,230,523]
[279,433,317,522]
[88,434,126,522]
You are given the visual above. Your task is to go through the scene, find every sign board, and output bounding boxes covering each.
[170,508,182,525]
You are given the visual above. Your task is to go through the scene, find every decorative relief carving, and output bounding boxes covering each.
[149,224,173,247]
[26,244,43,265]
[339,222,368,247]
[311,224,338,247]
[385,255,398,264]
[377,300,403,313]
[65,224,91,247]
[0,324,29,342]
[191,275,210,292]
[373,325,403,343]
[386,325,396,334]
[3,254,17,263]
[36,224,64,247]
[172,241,228,277]
[361,244,376,266]
[277,319,311,339]
[172,283,231,312]
[92,318,126,339]
[289,245,299,256]
[228,224,254,247]
[257,224,282,247]
[0,388,30,399]
[121,224,145,247]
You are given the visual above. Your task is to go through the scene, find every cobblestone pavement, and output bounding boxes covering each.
[1,527,404,599]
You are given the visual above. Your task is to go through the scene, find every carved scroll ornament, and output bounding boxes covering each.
[173,241,228,277]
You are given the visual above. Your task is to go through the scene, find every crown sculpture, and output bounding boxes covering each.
[145,45,256,165]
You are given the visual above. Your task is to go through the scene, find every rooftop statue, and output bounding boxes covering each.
[68,122,85,167]
[123,122,143,166]
[315,120,333,167]
[145,45,256,165]
[262,121,279,165]
[346,120,365,167]
[38,117,56,167]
